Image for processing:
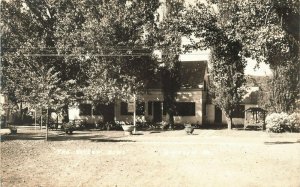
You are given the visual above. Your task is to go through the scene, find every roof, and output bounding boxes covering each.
[242,87,259,104]
[245,75,270,88]
[242,75,271,104]
[206,76,268,105]
[180,61,207,89]
[245,107,267,113]
[146,61,207,90]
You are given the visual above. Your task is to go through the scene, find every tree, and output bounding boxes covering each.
[235,0,300,113]
[154,0,186,129]
[69,0,160,103]
[1,0,160,125]
[184,0,299,127]
[1,0,86,124]
[185,1,246,129]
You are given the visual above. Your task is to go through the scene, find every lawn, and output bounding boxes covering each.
[1,127,300,187]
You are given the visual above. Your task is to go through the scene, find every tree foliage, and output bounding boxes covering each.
[185,1,246,129]
[1,0,160,122]
[154,0,186,129]
[185,0,299,127]
[231,0,300,113]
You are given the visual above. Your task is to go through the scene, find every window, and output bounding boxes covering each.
[232,105,245,118]
[93,104,106,115]
[148,101,153,115]
[163,101,167,115]
[121,102,132,115]
[79,104,92,115]
[120,102,145,115]
[175,102,195,116]
[93,104,101,115]
[136,102,145,115]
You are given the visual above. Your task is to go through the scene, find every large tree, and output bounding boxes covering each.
[185,1,247,129]
[1,0,160,124]
[235,0,300,113]
[1,0,88,123]
[154,0,186,129]
[69,0,160,103]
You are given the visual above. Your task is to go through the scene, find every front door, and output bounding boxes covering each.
[153,102,162,122]
[215,106,222,125]
[94,103,115,123]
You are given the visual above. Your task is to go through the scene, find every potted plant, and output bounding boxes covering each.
[117,121,134,135]
[160,121,169,130]
[184,123,194,135]
[62,122,76,134]
[8,125,17,135]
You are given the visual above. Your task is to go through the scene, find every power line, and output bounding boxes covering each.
[1,47,153,50]
[24,54,153,57]
[2,53,209,57]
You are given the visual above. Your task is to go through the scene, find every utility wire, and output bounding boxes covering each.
[2,53,209,57]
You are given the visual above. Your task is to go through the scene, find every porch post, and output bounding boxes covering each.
[34,108,37,132]
[161,101,164,122]
[40,108,43,131]
[133,94,136,134]
[46,108,48,141]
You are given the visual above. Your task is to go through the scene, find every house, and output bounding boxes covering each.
[205,75,267,126]
[114,60,208,125]
[69,61,264,127]
[68,101,114,124]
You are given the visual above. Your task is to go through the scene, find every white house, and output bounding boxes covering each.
[114,60,208,125]
[69,60,264,127]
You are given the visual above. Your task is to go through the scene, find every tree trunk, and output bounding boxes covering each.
[224,113,232,130]
[20,101,23,124]
[46,108,48,141]
[62,104,69,123]
[166,110,174,130]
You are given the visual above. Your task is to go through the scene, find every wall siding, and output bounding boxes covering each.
[115,90,204,124]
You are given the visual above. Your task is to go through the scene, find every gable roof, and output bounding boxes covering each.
[242,86,259,104]
[146,61,208,90]
[245,75,270,88]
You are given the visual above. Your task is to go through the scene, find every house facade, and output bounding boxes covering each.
[113,60,208,125]
[69,60,262,126]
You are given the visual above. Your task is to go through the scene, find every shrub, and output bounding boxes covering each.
[62,122,76,134]
[289,113,300,132]
[266,112,299,133]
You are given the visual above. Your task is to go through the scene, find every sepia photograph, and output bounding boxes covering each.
[0,0,299,186]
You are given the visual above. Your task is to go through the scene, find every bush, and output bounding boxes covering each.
[62,122,76,134]
[266,112,300,133]
[289,113,300,132]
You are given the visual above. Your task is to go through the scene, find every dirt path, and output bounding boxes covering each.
[1,128,300,187]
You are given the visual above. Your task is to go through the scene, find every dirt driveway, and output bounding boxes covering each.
[1,127,300,187]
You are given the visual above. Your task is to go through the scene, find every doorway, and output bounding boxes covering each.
[215,106,222,125]
[153,102,162,123]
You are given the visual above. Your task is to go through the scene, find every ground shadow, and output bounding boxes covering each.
[197,125,227,130]
[150,131,161,134]
[132,133,144,135]
[48,134,106,141]
[90,139,135,142]
[0,132,135,143]
[264,140,300,145]
[1,133,46,141]
[234,127,264,131]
